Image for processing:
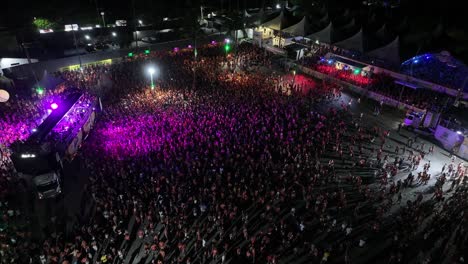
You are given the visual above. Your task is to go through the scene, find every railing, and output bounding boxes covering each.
[328,53,468,100]
[284,59,425,112]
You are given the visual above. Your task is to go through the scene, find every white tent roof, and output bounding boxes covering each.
[334,28,364,52]
[282,16,309,36]
[432,22,444,38]
[260,11,289,31]
[366,36,400,65]
[338,18,355,31]
[375,24,388,40]
[396,16,408,31]
[319,13,329,24]
[306,22,333,43]
[342,9,350,18]
[251,8,265,26]
[319,4,326,14]
[369,13,377,24]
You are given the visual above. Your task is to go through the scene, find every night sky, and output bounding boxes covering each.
[2,0,468,62]
[3,0,466,28]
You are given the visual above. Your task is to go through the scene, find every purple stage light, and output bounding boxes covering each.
[174,47,179,52]
[51,103,58,110]
[188,45,192,48]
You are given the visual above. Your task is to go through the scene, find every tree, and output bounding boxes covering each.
[33,18,55,30]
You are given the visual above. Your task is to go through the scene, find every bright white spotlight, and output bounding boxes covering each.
[138,20,143,25]
[85,35,91,40]
[276,3,281,9]
[112,32,117,37]
[456,131,462,135]
[148,67,156,75]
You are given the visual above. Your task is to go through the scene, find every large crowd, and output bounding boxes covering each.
[0,42,467,264]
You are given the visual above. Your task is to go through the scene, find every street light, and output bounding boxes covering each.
[85,35,91,40]
[112,32,117,37]
[138,20,143,26]
[148,67,156,89]
[100,12,106,27]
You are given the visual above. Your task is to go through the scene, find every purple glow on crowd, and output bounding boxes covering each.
[0,94,55,147]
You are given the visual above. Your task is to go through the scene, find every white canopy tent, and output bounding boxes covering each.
[338,18,355,31]
[260,11,290,31]
[306,22,333,44]
[319,13,329,24]
[282,16,310,37]
[334,28,364,53]
[375,24,388,40]
[366,36,400,65]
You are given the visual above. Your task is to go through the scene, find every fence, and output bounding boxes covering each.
[329,53,468,100]
[286,61,425,113]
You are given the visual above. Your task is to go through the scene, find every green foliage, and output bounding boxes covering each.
[33,18,55,30]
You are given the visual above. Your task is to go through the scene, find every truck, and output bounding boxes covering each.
[402,110,442,137]
[10,92,98,199]
[403,111,425,128]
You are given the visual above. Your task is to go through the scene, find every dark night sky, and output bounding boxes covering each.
[2,0,467,61]
[3,0,466,28]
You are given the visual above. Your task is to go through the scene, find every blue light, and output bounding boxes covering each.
[328,59,333,64]
[414,59,419,64]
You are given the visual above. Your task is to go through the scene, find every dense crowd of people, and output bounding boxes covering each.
[0,42,467,264]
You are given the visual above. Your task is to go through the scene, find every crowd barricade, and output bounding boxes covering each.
[328,53,468,100]
[293,63,425,112]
